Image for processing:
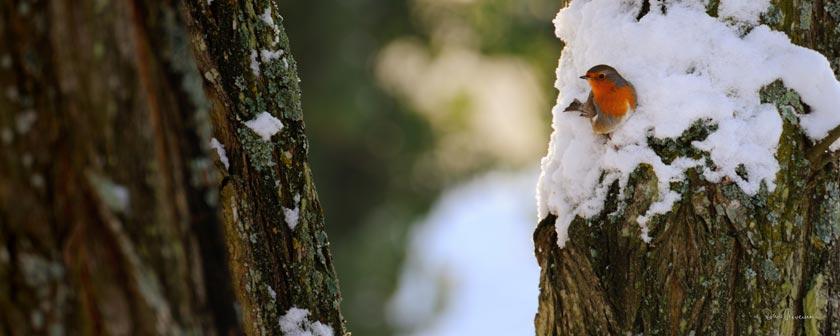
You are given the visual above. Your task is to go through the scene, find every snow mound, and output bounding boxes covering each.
[537,0,840,247]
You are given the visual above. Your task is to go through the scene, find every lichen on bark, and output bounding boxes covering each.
[182,0,348,334]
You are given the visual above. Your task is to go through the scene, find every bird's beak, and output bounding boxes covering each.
[579,75,588,79]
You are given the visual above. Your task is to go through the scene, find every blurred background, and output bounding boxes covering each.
[277,0,561,334]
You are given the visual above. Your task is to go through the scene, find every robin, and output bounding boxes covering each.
[564,64,637,134]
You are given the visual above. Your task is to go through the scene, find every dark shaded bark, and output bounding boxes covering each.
[535,1,840,335]
[1,0,346,334]
[0,0,238,334]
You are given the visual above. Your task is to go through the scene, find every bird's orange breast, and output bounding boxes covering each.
[591,81,636,117]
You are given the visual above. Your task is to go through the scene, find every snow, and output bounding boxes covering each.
[259,7,275,27]
[285,193,301,230]
[261,49,284,63]
[88,174,130,213]
[390,171,540,336]
[537,0,840,248]
[718,0,770,25]
[284,207,300,230]
[209,138,230,170]
[249,6,283,72]
[308,322,335,336]
[250,50,261,76]
[249,49,284,76]
[278,307,334,336]
[267,284,277,301]
[111,184,130,212]
[245,112,284,141]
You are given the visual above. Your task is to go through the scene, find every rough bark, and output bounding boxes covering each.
[535,1,840,335]
[0,0,238,334]
[0,0,346,335]
[181,0,347,335]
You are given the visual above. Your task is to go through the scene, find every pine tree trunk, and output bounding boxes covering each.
[534,1,840,335]
[0,0,346,334]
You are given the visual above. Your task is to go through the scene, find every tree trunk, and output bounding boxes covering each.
[0,0,238,334]
[534,1,840,335]
[180,0,347,334]
[0,0,346,334]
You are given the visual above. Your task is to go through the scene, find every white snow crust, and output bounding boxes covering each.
[537,0,840,247]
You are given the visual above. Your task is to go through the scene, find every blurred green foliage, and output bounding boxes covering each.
[277,0,560,335]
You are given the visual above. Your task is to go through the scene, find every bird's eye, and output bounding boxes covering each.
[598,73,606,79]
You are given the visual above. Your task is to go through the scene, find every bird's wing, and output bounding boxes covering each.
[564,92,597,118]
[580,91,597,118]
[563,99,583,113]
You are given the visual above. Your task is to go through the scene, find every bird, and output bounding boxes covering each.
[564,64,637,134]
